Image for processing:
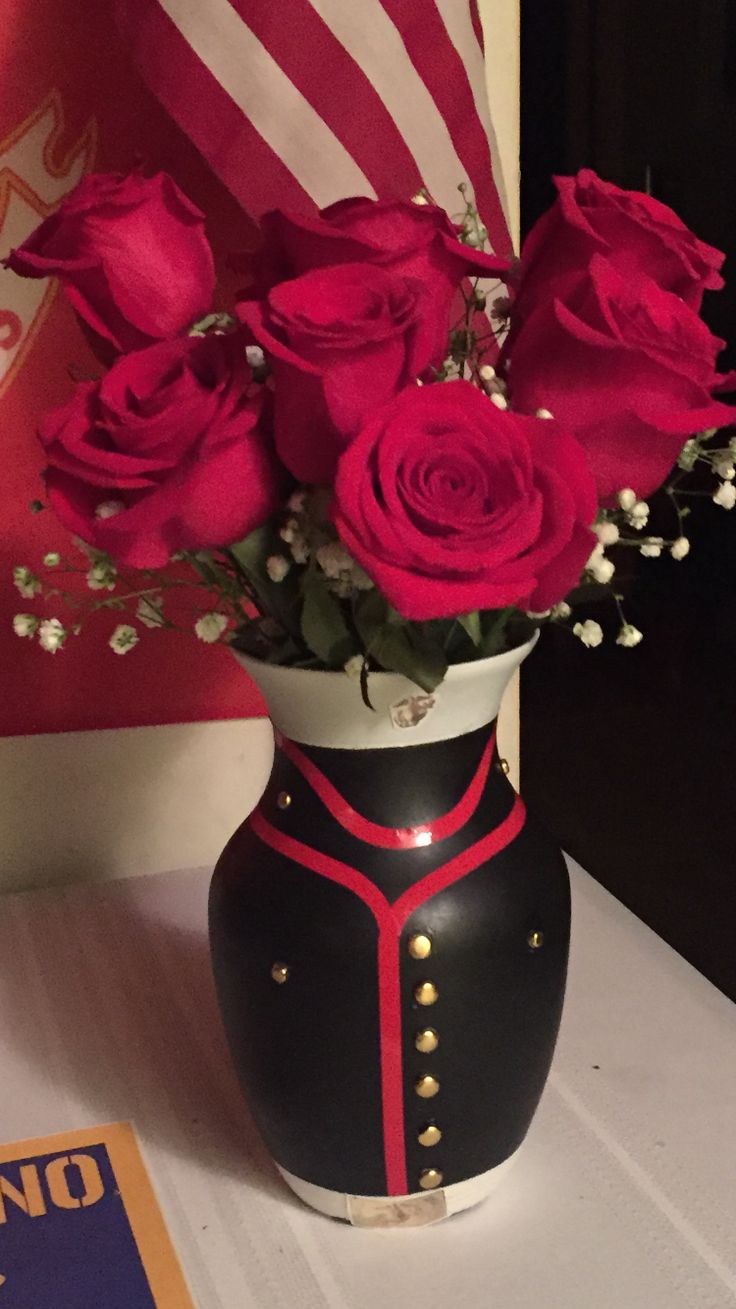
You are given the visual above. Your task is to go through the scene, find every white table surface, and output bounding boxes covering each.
[2,859,736,1309]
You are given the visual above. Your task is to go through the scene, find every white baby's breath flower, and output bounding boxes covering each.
[670,536,690,561]
[479,364,496,382]
[627,500,649,530]
[678,438,699,471]
[245,345,265,370]
[316,541,373,595]
[289,535,310,566]
[43,552,61,568]
[586,544,615,584]
[616,623,643,648]
[13,613,38,639]
[137,595,165,629]
[639,537,664,558]
[617,488,637,512]
[573,619,603,648]
[86,560,117,591]
[551,601,572,620]
[94,500,125,520]
[109,624,139,655]
[490,392,508,410]
[194,612,228,643]
[595,521,620,546]
[38,618,66,653]
[316,541,354,579]
[266,555,291,583]
[279,518,299,545]
[411,192,429,205]
[344,654,364,679]
[535,408,554,420]
[714,456,735,480]
[13,566,41,599]
[713,480,736,510]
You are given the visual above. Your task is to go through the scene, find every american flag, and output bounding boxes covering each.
[114,0,513,255]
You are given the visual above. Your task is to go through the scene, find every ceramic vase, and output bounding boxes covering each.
[209,637,569,1228]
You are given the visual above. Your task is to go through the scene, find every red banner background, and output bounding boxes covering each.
[2,0,266,734]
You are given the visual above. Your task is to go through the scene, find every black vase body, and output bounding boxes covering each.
[209,643,569,1227]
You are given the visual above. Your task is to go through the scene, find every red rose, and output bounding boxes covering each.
[239,262,431,482]
[508,255,734,501]
[334,381,597,619]
[515,169,724,319]
[251,197,510,368]
[39,335,282,567]
[6,171,215,353]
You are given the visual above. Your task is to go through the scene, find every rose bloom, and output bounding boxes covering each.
[240,261,431,482]
[508,255,733,501]
[39,334,282,567]
[250,196,510,369]
[6,170,215,352]
[334,380,597,620]
[514,168,724,318]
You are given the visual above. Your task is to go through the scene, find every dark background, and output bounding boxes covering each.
[519,0,736,998]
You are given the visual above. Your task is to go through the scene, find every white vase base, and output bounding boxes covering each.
[276,1150,519,1228]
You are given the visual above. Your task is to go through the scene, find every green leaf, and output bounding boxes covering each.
[458,610,482,646]
[563,582,612,608]
[229,526,270,583]
[480,606,517,657]
[373,626,448,693]
[353,591,448,691]
[300,574,356,667]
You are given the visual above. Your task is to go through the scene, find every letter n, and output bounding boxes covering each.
[0,1166,46,1222]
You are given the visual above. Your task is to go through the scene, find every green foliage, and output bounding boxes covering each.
[354,591,448,692]
[300,570,356,667]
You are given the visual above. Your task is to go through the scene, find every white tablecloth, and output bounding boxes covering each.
[2,860,735,1308]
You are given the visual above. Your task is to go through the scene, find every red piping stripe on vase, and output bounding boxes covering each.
[276,730,496,849]
[249,794,526,1197]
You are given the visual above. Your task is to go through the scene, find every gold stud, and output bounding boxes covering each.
[415,1073,440,1099]
[497,758,510,775]
[418,1168,443,1190]
[417,1123,442,1147]
[414,980,439,1006]
[276,791,292,810]
[408,932,432,960]
[414,1027,439,1054]
[527,930,544,950]
[270,962,290,984]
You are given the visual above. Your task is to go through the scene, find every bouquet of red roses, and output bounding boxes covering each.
[8,168,734,688]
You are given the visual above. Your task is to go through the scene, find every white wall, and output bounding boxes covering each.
[1,2,521,892]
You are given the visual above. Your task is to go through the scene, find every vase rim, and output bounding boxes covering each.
[232,631,538,750]
[233,631,538,685]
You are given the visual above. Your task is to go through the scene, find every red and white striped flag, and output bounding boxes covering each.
[114,0,513,255]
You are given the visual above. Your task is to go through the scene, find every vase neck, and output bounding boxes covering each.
[275,721,498,830]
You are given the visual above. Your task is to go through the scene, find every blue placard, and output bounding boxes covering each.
[0,1125,194,1309]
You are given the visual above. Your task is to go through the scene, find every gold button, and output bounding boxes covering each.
[415,1074,440,1099]
[276,791,292,810]
[418,1123,442,1147]
[418,1168,443,1190]
[414,980,438,1006]
[270,962,290,984]
[408,932,433,960]
[414,1027,439,1054]
[497,758,510,775]
[527,930,544,950]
